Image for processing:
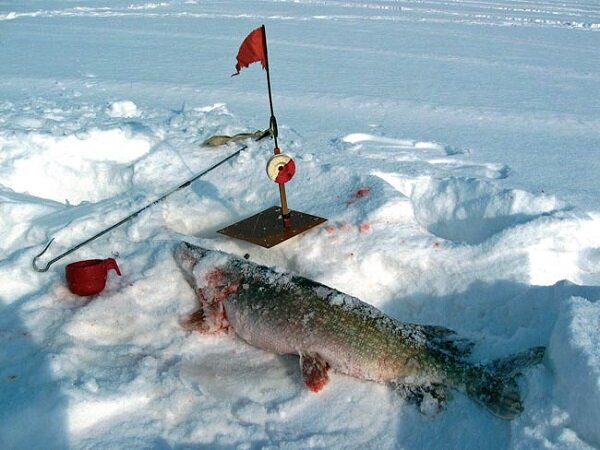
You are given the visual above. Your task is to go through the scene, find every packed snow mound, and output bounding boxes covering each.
[0,127,152,204]
[578,246,600,285]
[336,133,563,245]
[343,133,463,156]
[107,100,140,118]
[0,189,63,255]
[0,100,245,206]
[408,176,565,244]
[549,296,600,447]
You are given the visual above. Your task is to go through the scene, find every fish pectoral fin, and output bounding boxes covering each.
[299,352,331,393]
[391,382,448,416]
[179,306,229,334]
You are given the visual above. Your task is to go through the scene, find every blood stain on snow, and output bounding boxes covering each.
[355,187,371,198]
[347,187,372,205]
[359,223,371,233]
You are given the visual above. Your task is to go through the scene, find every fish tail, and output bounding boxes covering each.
[465,346,545,420]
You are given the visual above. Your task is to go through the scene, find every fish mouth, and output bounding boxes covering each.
[175,241,209,262]
[174,242,210,288]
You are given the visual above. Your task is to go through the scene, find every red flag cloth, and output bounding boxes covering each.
[232,26,267,76]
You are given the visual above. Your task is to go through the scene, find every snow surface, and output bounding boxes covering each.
[1,0,599,448]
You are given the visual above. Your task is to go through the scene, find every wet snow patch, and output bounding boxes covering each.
[549,296,600,447]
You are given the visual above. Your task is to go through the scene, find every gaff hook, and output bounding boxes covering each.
[33,237,91,273]
[30,144,254,273]
[32,238,56,272]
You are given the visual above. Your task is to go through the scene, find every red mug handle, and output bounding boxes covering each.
[104,258,122,276]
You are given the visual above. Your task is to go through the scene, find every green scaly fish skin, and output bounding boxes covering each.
[175,242,545,419]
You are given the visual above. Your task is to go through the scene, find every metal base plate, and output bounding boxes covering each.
[217,206,326,248]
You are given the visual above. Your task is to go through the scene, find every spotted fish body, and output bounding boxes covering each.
[175,242,544,419]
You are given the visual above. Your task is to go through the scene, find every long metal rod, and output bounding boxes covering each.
[32,147,245,272]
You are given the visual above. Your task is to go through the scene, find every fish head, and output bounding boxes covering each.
[174,242,241,333]
[175,242,241,299]
[174,242,210,276]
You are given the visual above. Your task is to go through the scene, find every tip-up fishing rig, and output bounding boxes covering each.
[217,25,326,247]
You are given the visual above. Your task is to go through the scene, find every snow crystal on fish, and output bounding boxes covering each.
[192,252,229,282]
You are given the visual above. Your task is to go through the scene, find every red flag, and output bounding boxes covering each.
[232,26,267,76]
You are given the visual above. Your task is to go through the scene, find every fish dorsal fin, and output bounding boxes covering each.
[419,324,475,359]
[300,352,330,393]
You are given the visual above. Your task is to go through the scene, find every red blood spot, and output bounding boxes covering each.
[355,187,371,198]
[205,270,240,300]
[347,186,372,205]
[359,223,371,233]
[186,269,239,334]
[207,270,224,284]
[306,377,328,393]
[325,225,337,234]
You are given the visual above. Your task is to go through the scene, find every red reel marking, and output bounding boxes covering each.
[275,159,296,184]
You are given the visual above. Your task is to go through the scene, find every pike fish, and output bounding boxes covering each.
[175,242,544,419]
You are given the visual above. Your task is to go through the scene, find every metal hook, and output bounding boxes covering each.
[32,238,55,272]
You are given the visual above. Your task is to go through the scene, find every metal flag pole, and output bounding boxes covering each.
[260,24,291,228]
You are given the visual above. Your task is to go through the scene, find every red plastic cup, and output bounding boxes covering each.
[65,258,121,296]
